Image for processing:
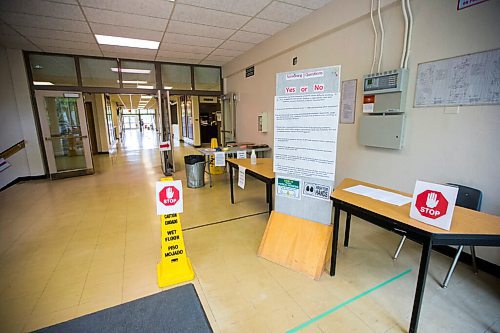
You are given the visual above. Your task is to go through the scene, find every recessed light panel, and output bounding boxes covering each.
[95,35,159,50]
[111,68,151,74]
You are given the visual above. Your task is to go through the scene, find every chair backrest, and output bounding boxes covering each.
[446,183,482,211]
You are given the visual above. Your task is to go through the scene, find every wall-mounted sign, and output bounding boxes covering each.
[457,0,489,10]
[245,66,255,78]
[340,79,357,124]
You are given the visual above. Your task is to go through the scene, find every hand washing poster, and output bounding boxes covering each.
[274,66,341,224]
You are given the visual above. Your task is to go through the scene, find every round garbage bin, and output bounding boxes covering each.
[184,155,206,188]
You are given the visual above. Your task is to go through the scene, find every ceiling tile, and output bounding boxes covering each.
[79,0,173,19]
[41,47,101,56]
[100,45,158,56]
[280,0,332,10]
[155,56,200,64]
[218,40,255,52]
[29,37,100,51]
[199,60,226,66]
[47,0,78,4]
[82,7,167,32]
[167,21,235,40]
[157,50,206,61]
[163,33,223,48]
[257,2,312,24]
[204,54,233,63]
[211,48,243,57]
[90,23,163,41]
[0,13,91,33]
[0,0,84,21]
[176,0,272,16]
[103,51,156,61]
[159,43,214,54]
[229,31,269,44]
[172,4,248,30]
[0,35,39,50]
[14,26,95,43]
[0,22,20,37]
[241,18,288,35]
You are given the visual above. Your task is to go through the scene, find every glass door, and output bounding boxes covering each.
[35,91,94,178]
[221,93,236,145]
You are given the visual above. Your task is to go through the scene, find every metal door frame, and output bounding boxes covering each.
[221,92,236,146]
[35,90,94,179]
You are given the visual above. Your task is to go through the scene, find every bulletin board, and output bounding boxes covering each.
[414,48,500,107]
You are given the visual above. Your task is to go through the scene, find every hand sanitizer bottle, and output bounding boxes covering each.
[250,149,257,165]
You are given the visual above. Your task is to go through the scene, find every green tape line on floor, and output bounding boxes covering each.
[286,268,413,333]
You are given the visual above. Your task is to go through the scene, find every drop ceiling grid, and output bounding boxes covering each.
[0,0,332,65]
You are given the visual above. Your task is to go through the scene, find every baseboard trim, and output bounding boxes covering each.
[1,175,47,191]
[433,245,500,278]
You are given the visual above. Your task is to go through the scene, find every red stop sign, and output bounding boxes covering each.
[159,186,180,206]
[415,190,448,219]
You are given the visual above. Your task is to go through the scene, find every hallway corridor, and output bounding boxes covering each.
[0,145,499,333]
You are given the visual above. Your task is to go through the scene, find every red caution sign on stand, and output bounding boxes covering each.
[156,177,194,287]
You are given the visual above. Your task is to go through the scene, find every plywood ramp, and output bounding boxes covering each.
[258,211,332,280]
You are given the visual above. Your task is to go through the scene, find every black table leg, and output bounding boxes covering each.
[409,238,432,333]
[207,156,212,188]
[267,181,273,215]
[344,213,351,247]
[330,205,341,276]
[229,164,234,204]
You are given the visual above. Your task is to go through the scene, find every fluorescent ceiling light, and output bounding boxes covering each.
[110,68,151,74]
[33,81,54,85]
[164,86,173,89]
[137,85,154,89]
[141,95,152,99]
[95,34,159,50]
[117,80,148,84]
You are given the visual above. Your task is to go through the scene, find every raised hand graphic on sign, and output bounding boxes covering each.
[426,192,439,208]
[166,187,174,199]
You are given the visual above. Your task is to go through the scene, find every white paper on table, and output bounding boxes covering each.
[238,166,246,189]
[343,185,412,206]
[214,152,226,166]
[237,151,246,159]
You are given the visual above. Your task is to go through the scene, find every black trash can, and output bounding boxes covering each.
[184,155,206,188]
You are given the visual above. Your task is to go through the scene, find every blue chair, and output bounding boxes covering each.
[393,183,482,288]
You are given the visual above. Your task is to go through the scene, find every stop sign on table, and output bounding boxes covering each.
[156,180,183,215]
[415,190,448,219]
[410,180,459,231]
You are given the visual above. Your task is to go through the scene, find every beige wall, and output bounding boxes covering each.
[89,93,110,153]
[224,0,500,263]
[0,47,30,188]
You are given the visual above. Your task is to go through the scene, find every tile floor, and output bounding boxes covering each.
[0,133,498,333]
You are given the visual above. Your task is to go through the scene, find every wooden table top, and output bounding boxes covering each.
[332,178,500,236]
[227,158,275,180]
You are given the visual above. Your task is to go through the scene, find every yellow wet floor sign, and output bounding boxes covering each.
[157,178,194,287]
[157,213,194,287]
